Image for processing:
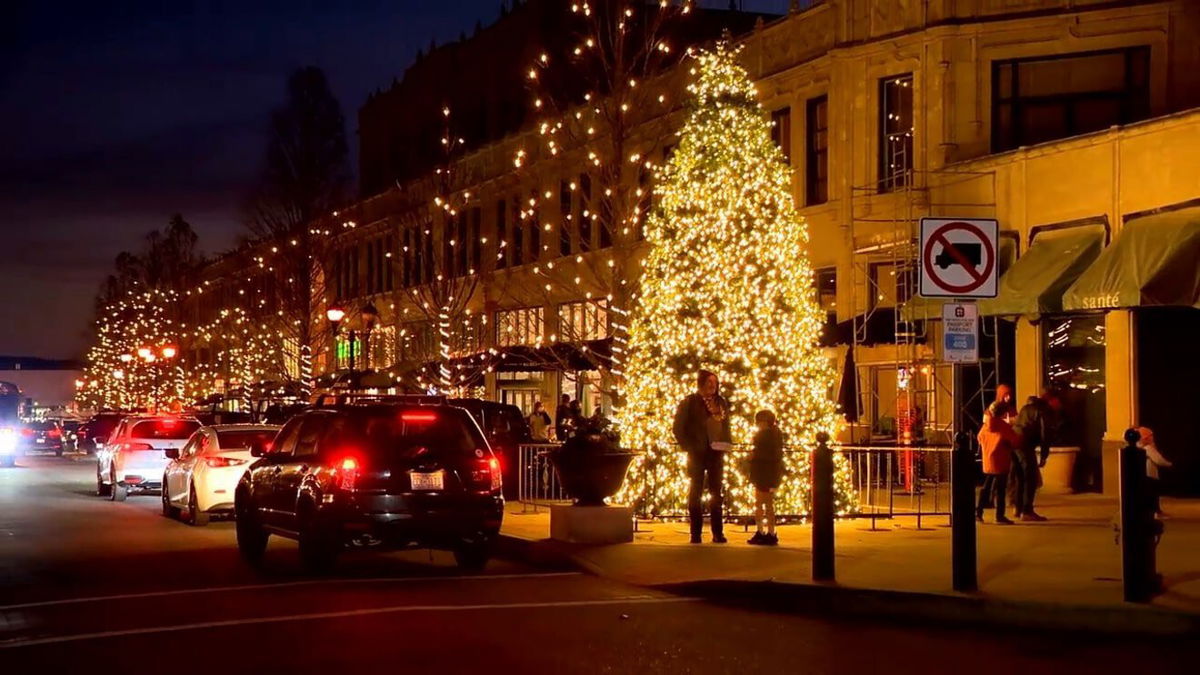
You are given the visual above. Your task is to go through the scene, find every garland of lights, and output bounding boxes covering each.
[616,44,856,518]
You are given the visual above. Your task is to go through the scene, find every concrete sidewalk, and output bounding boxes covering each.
[499,493,1200,633]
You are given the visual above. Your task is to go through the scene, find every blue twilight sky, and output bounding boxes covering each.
[0,0,790,358]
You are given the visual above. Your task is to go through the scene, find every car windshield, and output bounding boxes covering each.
[216,430,276,450]
[129,419,200,440]
[346,409,486,460]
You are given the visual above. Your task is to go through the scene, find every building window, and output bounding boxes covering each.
[879,74,913,193]
[992,47,1150,153]
[770,106,792,164]
[814,267,836,320]
[469,207,481,273]
[559,180,573,256]
[496,307,544,347]
[578,174,592,252]
[806,95,828,206]
[512,196,524,266]
[558,299,608,342]
[527,191,541,261]
[869,261,915,310]
[456,211,469,277]
[496,199,508,269]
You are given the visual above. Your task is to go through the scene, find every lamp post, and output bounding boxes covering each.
[139,344,178,412]
[327,305,350,376]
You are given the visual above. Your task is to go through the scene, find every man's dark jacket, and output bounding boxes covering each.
[1013,396,1055,464]
[672,393,732,456]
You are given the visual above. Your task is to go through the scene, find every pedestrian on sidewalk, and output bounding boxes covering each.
[527,401,552,442]
[672,369,733,544]
[1010,389,1060,521]
[976,384,1020,525]
[554,394,573,441]
[747,409,784,546]
[1135,426,1172,517]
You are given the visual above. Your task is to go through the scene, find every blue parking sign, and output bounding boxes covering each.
[941,302,979,363]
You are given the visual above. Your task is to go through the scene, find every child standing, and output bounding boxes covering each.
[748,410,785,546]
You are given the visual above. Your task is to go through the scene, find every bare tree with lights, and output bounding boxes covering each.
[512,0,697,404]
[245,66,351,397]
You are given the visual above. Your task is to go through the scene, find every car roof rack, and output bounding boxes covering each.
[313,393,448,409]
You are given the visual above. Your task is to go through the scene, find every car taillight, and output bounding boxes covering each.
[400,411,437,423]
[204,456,248,468]
[49,429,62,438]
[20,428,33,437]
[337,456,360,490]
[470,455,502,491]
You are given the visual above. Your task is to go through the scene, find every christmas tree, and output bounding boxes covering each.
[617,43,856,518]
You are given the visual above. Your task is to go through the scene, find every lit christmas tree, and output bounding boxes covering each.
[617,43,855,518]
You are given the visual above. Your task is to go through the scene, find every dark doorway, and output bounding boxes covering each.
[1136,307,1200,496]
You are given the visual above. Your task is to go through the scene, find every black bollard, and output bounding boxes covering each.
[951,430,978,592]
[812,431,835,582]
[1120,428,1160,602]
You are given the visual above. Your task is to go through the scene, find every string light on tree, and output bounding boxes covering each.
[616,43,856,518]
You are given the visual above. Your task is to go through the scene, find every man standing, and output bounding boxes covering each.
[1011,389,1059,521]
[553,394,573,441]
[527,401,552,442]
[672,370,732,544]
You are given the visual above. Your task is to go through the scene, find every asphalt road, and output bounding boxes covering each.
[1,454,1195,674]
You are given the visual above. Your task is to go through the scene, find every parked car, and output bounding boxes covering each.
[162,424,279,525]
[234,396,503,572]
[21,420,64,456]
[77,412,126,454]
[96,415,201,501]
[447,398,530,499]
[0,425,18,467]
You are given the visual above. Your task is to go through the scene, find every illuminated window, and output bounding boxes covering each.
[770,106,792,164]
[558,299,608,342]
[496,307,545,347]
[814,267,836,320]
[879,74,913,193]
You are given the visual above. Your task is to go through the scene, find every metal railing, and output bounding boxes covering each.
[516,442,955,523]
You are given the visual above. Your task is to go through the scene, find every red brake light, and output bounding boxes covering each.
[400,411,437,423]
[20,428,33,437]
[49,428,62,438]
[337,455,361,490]
[471,454,503,491]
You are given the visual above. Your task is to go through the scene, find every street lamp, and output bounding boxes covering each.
[161,345,177,360]
[327,304,354,374]
[137,347,153,362]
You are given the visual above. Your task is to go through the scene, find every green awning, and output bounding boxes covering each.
[1062,207,1200,311]
[902,236,1017,321]
[978,226,1103,317]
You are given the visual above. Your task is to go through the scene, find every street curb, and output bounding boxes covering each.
[496,534,1200,636]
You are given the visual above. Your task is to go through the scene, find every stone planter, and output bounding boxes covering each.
[1042,446,1079,494]
[549,435,635,506]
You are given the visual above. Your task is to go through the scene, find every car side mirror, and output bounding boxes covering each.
[164,448,179,459]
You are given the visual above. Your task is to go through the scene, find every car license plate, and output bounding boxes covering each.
[410,471,444,491]
[35,438,45,444]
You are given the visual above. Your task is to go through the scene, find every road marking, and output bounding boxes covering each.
[0,596,693,649]
[0,571,582,610]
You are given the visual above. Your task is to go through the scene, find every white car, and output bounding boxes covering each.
[97,416,201,501]
[162,424,279,525]
[0,425,19,467]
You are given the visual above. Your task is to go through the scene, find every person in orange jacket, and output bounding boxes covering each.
[975,384,1021,524]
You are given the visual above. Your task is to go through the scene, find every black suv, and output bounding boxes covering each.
[234,396,504,572]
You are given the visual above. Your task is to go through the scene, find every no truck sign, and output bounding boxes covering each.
[918,218,999,299]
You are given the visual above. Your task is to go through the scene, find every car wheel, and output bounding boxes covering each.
[161,478,180,519]
[188,484,209,526]
[453,532,493,571]
[96,469,111,496]
[298,503,340,573]
[235,491,269,566]
[110,471,127,502]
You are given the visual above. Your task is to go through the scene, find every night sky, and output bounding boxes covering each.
[0,0,788,360]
